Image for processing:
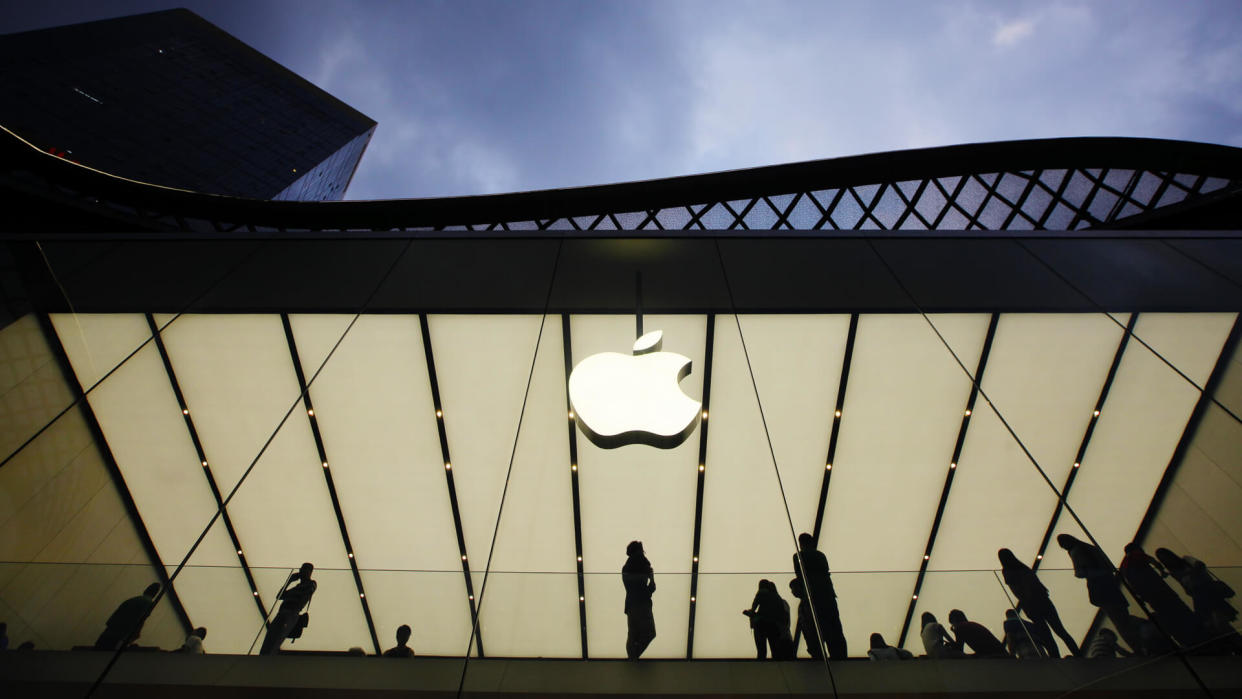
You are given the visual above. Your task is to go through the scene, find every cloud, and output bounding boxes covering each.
[992,18,1035,47]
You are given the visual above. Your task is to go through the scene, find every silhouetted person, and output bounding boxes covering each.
[743,579,793,660]
[792,533,847,659]
[383,624,415,657]
[623,541,656,660]
[998,548,1079,656]
[260,562,317,655]
[179,627,206,654]
[1086,628,1132,658]
[1156,547,1239,652]
[788,578,823,659]
[1002,609,1054,659]
[920,612,963,659]
[1057,534,1136,649]
[1120,543,1205,649]
[95,583,160,650]
[948,609,1007,657]
[866,632,912,660]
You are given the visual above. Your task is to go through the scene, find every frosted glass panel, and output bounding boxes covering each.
[575,314,704,658]
[700,315,848,573]
[362,570,471,656]
[821,314,989,571]
[171,559,265,653]
[473,571,580,658]
[931,314,1127,570]
[0,314,73,462]
[1055,314,1236,559]
[50,313,150,389]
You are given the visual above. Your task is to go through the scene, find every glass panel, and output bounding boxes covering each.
[700,315,849,572]
[574,314,705,658]
[931,314,1129,570]
[0,315,73,462]
[50,313,151,389]
[362,570,471,656]
[822,314,989,571]
[170,558,264,654]
[472,571,580,658]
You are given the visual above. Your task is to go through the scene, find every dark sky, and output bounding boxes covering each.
[3,1,1242,200]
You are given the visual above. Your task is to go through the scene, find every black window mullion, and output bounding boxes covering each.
[685,314,715,658]
[812,313,858,541]
[144,313,268,623]
[1000,170,1043,229]
[279,314,380,655]
[560,314,589,658]
[891,180,931,229]
[896,312,999,647]
[1067,168,1109,229]
[418,313,485,657]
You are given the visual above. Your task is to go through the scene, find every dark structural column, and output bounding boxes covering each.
[560,313,589,658]
[812,313,859,542]
[418,313,485,657]
[685,315,716,658]
[280,314,380,655]
[1031,313,1137,571]
[144,313,268,622]
[897,312,999,647]
[36,313,193,635]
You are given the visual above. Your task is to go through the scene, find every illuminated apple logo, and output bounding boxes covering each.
[569,330,702,449]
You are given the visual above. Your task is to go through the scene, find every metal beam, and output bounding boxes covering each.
[418,313,485,658]
[685,314,716,658]
[1031,313,1137,571]
[36,313,193,635]
[279,314,381,655]
[812,313,858,541]
[144,313,268,623]
[897,312,1000,647]
[560,314,588,658]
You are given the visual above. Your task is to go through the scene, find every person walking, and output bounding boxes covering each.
[259,562,317,655]
[743,579,794,660]
[998,548,1080,656]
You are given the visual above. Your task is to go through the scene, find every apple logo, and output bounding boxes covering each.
[569,330,702,449]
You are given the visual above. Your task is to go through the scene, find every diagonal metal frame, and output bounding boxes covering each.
[685,314,716,658]
[418,313,485,657]
[279,314,381,655]
[144,313,268,623]
[812,313,858,541]
[36,313,194,635]
[1031,313,1137,570]
[897,312,999,647]
[560,313,589,658]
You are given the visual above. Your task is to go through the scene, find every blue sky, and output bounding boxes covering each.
[4,1,1242,200]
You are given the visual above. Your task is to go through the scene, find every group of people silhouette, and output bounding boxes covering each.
[22,534,1234,660]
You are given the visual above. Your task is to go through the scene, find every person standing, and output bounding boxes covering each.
[95,583,160,651]
[998,548,1080,656]
[383,624,415,657]
[1057,534,1138,650]
[743,579,793,660]
[622,541,656,660]
[260,562,317,655]
[1120,543,1205,649]
[1155,547,1239,651]
[792,533,847,659]
[788,578,823,659]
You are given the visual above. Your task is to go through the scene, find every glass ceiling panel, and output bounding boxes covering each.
[700,314,849,571]
[429,314,577,657]
[157,313,371,651]
[930,314,1129,570]
[0,315,74,462]
[574,314,704,658]
[820,314,989,572]
[49,313,150,390]
[362,571,471,656]
[171,559,265,654]
[1053,313,1238,561]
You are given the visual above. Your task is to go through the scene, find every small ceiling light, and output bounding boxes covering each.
[1073,462,1081,468]
[950,462,957,469]
[698,464,705,472]
[912,594,918,600]
[1093,410,1100,417]
[307,409,314,417]
[702,410,708,419]
[360,593,365,598]
[964,409,972,416]
[693,556,698,563]
[445,463,452,470]
[571,464,577,471]
[690,596,696,603]
[348,552,354,558]
[201,460,208,467]
[568,411,574,419]
[436,409,442,418]
[825,463,832,470]
[469,595,474,600]
[462,555,467,561]
[237,549,243,555]
[253,591,259,596]
[322,461,328,468]
[579,596,585,601]
[1036,554,1043,560]
[182,408,189,415]
[577,556,582,562]
[834,410,842,418]
[923,555,929,560]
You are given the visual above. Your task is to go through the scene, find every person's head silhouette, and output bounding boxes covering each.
[948,609,967,626]
[788,578,805,599]
[798,533,815,551]
[298,562,314,581]
[191,626,207,640]
[1056,534,1079,551]
[626,541,643,558]
[396,624,411,646]
[869,632,887,649]
[1005,609,1021,621]
[921,612,937,627]
[1123,542,1141,555]
[997,548,1021,569]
